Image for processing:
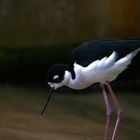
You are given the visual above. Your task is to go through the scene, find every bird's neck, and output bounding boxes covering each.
[69,67,76,79]
[64,64,90,90]
[63,70,76,89]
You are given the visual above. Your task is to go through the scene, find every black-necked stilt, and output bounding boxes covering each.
[41,39,140,140]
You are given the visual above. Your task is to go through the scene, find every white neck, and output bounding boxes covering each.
[64,64,92,90]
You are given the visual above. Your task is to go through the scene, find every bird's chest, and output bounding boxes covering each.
[67,68,92,90]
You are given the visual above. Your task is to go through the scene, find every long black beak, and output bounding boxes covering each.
[40,87,54,116]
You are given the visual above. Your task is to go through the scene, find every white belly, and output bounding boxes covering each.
[67,66,124,90]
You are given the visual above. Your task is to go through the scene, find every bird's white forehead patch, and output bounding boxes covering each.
[53,75,59,80]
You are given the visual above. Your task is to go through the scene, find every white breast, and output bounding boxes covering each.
[66,63,91,89]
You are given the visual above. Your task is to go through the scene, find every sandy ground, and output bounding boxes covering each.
[0,87,139,140]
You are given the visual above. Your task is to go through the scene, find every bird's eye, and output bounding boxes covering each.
[53,75,59,80]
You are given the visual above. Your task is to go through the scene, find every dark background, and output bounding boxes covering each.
[0,1,140,140]
[0,0,140,89]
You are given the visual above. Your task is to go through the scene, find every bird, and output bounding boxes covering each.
[41,38,140,140]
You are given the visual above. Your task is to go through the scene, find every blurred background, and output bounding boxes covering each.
[0,0,140,140]
[0,0,140,89]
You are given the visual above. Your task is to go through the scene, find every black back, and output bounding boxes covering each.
[69,39,140,67]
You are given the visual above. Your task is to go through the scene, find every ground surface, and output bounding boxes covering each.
[0,87,139,140]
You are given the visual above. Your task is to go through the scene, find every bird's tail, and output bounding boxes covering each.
[130,48,140,58]
[115,48,140,69]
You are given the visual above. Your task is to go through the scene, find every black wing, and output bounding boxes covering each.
[69,39,140,67]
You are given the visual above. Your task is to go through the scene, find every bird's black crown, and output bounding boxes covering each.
[47,63,70,83]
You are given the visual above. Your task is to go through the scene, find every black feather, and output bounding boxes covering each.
[69,39,140,67]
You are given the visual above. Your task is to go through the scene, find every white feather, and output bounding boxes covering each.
[82,52,117,81]
[65,48,140,90]
[103,51,118,67]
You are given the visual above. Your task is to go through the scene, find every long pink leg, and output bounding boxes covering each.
[101,83,112,140]
[105,82,123,140]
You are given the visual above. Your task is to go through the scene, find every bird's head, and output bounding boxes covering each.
[40,63,70,115]
[47,63,70,90]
